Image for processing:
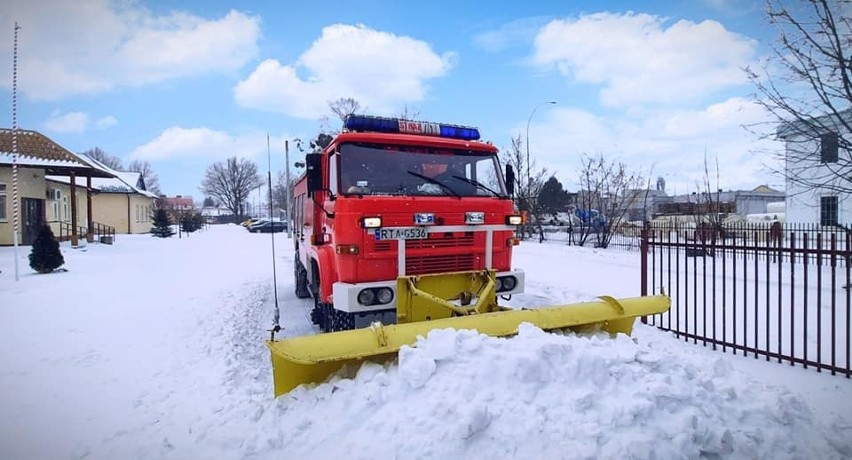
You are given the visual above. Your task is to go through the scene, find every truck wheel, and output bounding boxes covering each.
[294,255,311,299]
[310,301,322,325]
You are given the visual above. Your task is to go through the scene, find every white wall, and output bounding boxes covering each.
[784,134,851,224]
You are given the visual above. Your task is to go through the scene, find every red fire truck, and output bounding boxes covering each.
[292,115,525,332]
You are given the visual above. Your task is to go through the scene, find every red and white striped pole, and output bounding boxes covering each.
[11,22,20,281]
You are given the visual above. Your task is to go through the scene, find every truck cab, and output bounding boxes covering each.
[292,115,524,331]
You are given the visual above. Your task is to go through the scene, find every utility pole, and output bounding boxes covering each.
[11,22,21,281]
[285,140,292,239]
[526,101,557,190]
[524,100,556,239]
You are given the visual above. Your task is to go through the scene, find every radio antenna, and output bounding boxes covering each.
[267,133,281,336]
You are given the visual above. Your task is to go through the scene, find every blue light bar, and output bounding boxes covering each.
[344,115,480,141]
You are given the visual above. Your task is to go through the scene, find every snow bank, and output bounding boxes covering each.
[254,325,851,460]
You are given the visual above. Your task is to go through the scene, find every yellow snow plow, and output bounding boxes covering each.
[266,270,670,397]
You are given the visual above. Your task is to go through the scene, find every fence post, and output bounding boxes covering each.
[640,227,648,297]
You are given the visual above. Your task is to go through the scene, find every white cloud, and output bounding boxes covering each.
[43,111,90,134]
[532,12,756,107]
[129,126,286,162]
[0,1,260,100]
[42,110,117,133]
[474,17,551,52]
[234,24,455,119]
[95,116,118,130]
[518,98,784,194]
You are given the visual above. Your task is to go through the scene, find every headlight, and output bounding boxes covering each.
[357,289,376,305]
[361,216,382,228]
[465,212,485,225]
[376,288,394,304]
[498,276,517,292]
[506,215,523,225]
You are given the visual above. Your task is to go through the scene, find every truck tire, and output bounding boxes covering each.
[294,255,311,299]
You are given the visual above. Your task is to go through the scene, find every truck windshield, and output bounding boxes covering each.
[338,143,507,198]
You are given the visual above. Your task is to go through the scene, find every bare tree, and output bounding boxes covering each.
[394,104,421,120]
[199,157,263,221]
[328,97,362,123]
[575,153,645,248]
[500,134,549,238]
[273,170,298,214]
[81,147,123,171]
[690,151,732,241]
[127,159,161,195]
[747,0,851,196]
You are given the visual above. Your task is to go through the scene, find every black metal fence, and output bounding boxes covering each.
[640,222,851,378]
[53,220,116,244]
[55,221,87,242]
[91,221,116,243]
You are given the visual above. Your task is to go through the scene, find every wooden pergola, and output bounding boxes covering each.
[0,129,116,245]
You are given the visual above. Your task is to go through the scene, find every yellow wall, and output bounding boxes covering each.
[0,166,48,245]
[46,182,155,236]
[91,193,155,234]
[45,180,90,240]
[1,168,158,245]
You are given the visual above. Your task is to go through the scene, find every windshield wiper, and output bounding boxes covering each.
[406,171,461,198]
[450,175,503,198]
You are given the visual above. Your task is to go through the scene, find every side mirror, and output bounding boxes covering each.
[505,164,515,197]
[306,153,322,195]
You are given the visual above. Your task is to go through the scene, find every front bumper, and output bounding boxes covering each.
[332,269,525,313]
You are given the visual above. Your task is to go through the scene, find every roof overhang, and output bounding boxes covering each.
[0,129,116,179]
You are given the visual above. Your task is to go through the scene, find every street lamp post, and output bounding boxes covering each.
[525,101,557,189]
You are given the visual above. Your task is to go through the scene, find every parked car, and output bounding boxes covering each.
[250,220,287,233]
[242,218,263,227]
[246,218,269,231]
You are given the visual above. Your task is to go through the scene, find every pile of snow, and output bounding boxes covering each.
[1,225,850,459]
[265,326,849,459]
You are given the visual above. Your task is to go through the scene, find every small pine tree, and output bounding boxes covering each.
[29,225,65,273]
[150,208,175,238]
[181,211,205,234]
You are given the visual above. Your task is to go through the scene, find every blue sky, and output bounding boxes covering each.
[0,0,790,198]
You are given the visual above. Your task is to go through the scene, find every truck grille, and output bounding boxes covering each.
[406,254,476,275]
[373,233,475,252]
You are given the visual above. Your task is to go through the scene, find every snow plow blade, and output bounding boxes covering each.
[266,294,670,397]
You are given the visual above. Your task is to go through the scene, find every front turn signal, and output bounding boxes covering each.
[361,216,382,228]
[335,244,360,255]
[506,215,523,225]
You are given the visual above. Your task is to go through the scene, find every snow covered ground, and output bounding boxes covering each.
[1,224,850,459]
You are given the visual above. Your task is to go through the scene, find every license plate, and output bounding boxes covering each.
[374,227,428,240]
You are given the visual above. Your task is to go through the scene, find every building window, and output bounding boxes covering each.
[820,196,838,226]
[0,183,6,221]
[820,132,839,163]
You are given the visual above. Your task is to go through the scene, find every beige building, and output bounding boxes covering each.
[48,168,158,236]
[0,129,115,246]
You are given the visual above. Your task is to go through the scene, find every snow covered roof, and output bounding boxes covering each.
[200,206,234,216]
[47,158,158,199]
[0,129,115,178]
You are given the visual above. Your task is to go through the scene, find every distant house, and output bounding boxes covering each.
[0,129,115,245]
[159,195,196,223]
[654,186,784,219]
[200,205,234,223]
[623,189,668,222]
[777,110,851,225]
[47,160,158,235]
